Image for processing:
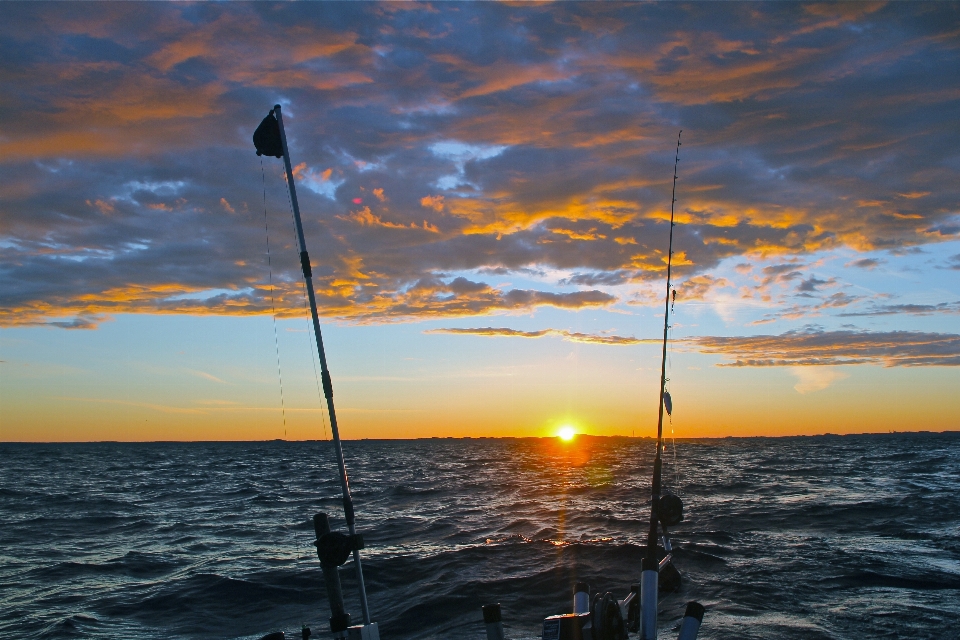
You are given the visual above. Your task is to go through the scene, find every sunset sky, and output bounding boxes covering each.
[2,2,958,441]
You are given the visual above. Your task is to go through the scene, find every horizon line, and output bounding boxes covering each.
[3,430,957,445]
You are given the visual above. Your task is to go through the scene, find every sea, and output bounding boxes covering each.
[1,433,959,640]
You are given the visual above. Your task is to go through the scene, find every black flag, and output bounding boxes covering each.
[253,111,283,158]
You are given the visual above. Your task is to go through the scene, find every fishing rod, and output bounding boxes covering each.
[639,131,694,640]
[254,106,376,639]
[533,132,702,640]
[649,130,682,557]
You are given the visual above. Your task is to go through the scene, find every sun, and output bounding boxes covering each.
[558,426,576,441]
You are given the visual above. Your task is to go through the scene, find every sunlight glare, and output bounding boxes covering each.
[558,426,576,441]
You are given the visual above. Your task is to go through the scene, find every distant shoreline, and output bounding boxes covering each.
[2,430,958,445]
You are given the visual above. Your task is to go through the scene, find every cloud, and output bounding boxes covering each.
[790,366,849,394]
[562,271,632,287]
[818,291,859,308]
[845,257,883,269]
[690,327,960,367]
[37,315,107,330]
[420,195,445,212]
[2,3,959,327]
[425,326,657,346]
[184,369,225,384]
[427,322,960,370]
[838,301,960,317]
[677,274,735,301]
[328,276,618,322]
[429,324,960,370]
[55,396,207,415]
[796,275,832,293]
[762,263,805,278]
[338,206,439,232]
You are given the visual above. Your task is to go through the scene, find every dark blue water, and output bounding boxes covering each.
[2,434,959,640]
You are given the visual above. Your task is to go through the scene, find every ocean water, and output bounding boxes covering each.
[1,434,959,640]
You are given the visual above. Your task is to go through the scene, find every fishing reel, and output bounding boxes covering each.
[591,591,629,640]
[650,492,684,596]
[316,529,365,568]
[312,513,375,638]
[658,493,683,527]
[656,492,684,594]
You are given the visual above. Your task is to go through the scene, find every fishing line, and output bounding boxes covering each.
[262,158,288,439]
[280,166,330,441]
[667,297,681,492]
[268,162,315,632]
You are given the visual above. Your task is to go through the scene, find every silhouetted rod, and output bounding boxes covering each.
[272,104,371,625]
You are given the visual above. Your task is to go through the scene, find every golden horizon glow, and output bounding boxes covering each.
[558,426,576,441]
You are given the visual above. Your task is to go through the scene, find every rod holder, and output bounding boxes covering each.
[677,602,704,640]
[482,603,505,640]
[314,513,351,635]
[573,582,590,614]
[640,557,658,640]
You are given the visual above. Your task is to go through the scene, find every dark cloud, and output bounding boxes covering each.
[42,315,105,330]
[2,3,959,326]
[796,275,831,293]
[691,327,960,367]
[927,220,960,237]
[818,292,859,308]
[838,301,960,318]
[846,258,883,269]
[560,271,632,287]
[762,264,803,277]
[759,264,805,288]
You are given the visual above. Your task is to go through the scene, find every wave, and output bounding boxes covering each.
[1,433,958,639]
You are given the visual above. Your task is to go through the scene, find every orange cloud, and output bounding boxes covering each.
[420,194,445,212]
[339,207,440,233]
[426,326,657,345]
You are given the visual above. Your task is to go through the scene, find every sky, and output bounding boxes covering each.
[1,2,959,442]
